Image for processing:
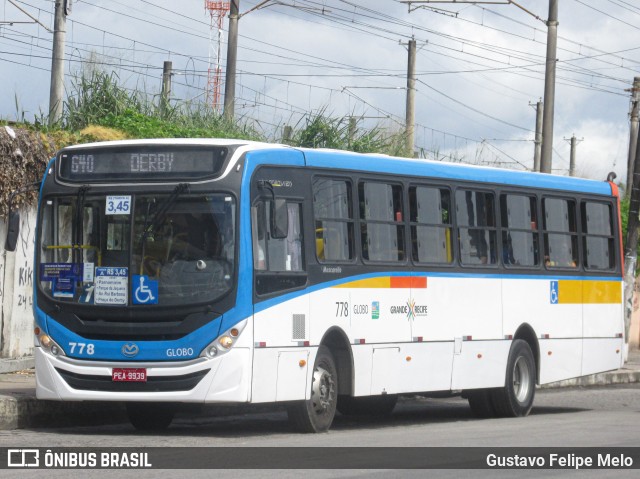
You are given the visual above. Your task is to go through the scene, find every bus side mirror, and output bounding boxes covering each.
[271,199,289,239]
[4,210,20,252]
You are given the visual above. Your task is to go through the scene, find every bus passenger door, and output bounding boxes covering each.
[251,197,311,403]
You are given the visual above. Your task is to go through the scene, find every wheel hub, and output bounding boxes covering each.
[311,366,335,414]
[513,356,531,403]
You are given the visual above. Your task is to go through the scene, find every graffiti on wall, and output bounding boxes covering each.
[15,214,34,313]
[17,260,33,311]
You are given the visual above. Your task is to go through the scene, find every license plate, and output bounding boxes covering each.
[112,368,147,382]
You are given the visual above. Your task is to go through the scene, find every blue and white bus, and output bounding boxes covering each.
[6,139,624,432]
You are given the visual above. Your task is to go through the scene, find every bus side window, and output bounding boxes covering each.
[542,197,578,268]
[359,181,405,262]
[312,177,354,262]
[500,194,539,267]
[581,201,615,271]
[456,189,497,266]
[409,185,453,264]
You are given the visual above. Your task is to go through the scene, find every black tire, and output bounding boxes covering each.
[287,346,338,433]
[337,395,398,416]
[491,339,536,417]
[126,402,176,431]
[467,389,497,418]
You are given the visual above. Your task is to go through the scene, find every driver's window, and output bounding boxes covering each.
[252,200,304,272]
[252,200,306,296]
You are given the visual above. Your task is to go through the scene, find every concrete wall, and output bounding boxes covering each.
[0,206,36,360]
[631,278,640,350]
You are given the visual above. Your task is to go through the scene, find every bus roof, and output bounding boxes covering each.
[299,148,614,196]
[60,139,614,197]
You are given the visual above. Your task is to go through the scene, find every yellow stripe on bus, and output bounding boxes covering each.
[557,280,620,304]
[557,280,582,303]
[335,277,391,289]
[334,276,428,289]
[582,280,621,304]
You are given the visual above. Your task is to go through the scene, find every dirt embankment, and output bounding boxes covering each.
[0,125,126,216]
[0,126,54,216]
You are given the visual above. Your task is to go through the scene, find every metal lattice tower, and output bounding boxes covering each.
[205,1,230,111]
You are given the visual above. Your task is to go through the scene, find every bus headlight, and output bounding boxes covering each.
[36,333,66,357]
[200,319,247,359]
[206,345,218,357]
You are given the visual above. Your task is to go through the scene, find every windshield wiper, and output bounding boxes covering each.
[138,183,190,249]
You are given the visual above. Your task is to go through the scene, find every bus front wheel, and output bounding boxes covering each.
[287,345,338,433]
[491,339,536,417]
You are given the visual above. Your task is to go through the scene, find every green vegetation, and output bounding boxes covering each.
[63,70,258,141]
[291,108,407,156]
[0,69,408,212]
[2,69,406,155]
[621,198,629,243]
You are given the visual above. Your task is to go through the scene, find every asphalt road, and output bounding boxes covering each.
[0,384,638,478]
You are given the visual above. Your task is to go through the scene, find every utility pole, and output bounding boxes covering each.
[223,0,239,122]
[540,0,558,174]
[48,0,68,126]
[533,100,543,172]
[564,135,582,177]
[624,130,640,361]
[282,125,293,144]
[348,117,357,149]
[405,38,416,157]
[160,61,172,118]
[625,76,640,199]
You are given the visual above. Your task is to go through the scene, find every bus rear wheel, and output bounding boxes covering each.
[337,395,398,416]
[287,346,337,433]
[491,339,536,417]
[126,402,176,431]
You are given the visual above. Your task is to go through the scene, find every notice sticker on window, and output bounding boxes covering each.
[105,196,131,215]
[53,278,75,298]
[83,262,94,282]
[41,263,82,281]
[94,267,128,305]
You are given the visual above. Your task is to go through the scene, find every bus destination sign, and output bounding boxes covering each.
[57,146,229,182]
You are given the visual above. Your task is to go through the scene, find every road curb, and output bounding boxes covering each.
[541,370,640,389]
[0,358,35,374]
[0,395,126,430]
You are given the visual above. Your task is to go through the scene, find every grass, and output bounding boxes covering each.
[5,68,405,155]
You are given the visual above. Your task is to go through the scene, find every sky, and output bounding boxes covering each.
[0,0,639,182]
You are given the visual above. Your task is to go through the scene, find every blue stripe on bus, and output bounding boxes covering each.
[39,301,254,361]
[43,310,223,361]
[254,271,622,314]
[300,149,613,196]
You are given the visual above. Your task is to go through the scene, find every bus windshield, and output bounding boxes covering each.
[38,193,235,307]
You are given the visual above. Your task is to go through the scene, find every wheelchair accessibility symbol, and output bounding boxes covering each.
[550,280,559,304]
[132,275,158,305]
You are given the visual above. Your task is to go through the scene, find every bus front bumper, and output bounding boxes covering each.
[34,346,252,403]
